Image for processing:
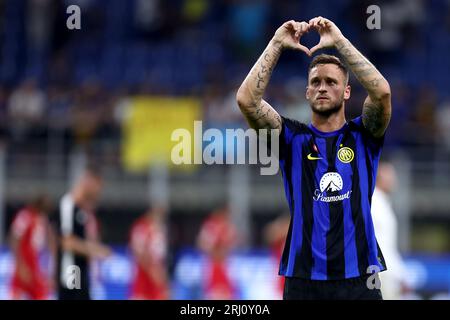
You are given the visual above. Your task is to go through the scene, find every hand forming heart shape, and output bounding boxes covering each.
[273,17,345,56]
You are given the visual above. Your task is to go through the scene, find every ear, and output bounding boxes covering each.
[306,86,311,100]
[344,85,351,100]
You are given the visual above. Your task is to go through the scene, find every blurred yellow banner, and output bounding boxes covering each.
[122,96,201,172]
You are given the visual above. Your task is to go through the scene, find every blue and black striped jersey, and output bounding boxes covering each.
[278,115,386,280]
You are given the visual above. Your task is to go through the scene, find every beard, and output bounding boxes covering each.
[310,97,344,117]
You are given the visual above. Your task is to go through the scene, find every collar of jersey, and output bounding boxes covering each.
[307,122,348,137]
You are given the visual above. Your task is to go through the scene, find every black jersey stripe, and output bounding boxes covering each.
[295,136,317,278]
[280,215,293,274]
[278,124,295,275]
[325,136,346,279]
[364,146,374,206]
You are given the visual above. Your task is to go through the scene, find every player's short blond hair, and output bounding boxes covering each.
[308,54,349,84]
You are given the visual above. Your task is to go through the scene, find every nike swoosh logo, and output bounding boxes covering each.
[307,153,322,160]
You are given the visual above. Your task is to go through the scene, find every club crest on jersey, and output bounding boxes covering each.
[338,146,354,163]
[314,172,352,202]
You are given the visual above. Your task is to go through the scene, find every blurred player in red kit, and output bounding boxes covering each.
[9,195,55,300]
[129,206,170,299]
[264,214,290,299]
[197,206,239,300]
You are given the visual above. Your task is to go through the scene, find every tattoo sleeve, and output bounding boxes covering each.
[236,40,283,130]
[335,38,392,137]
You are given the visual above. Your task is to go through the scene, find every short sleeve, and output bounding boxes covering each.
[279,116,306,160]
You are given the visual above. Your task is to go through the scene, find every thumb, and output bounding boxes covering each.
[294,44,311,56]
[309,43,322,55]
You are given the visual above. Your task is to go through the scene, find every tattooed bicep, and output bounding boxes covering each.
[243,100,282,130]
[362,96,391,138]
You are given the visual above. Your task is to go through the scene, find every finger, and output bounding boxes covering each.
[283,20,293,33]
[309,43,322,55]
[286,20,296,29]
[291,21,302,37]
[297,21,307,36]
[321,17,330,24]
[294,44,311,56]
[318,17,327,28]
[319,17,332,28]
[313,17,323,29]
[294,22,304,37]
[309,17,320,27]
[300,22,310,33]
[310,20,322,31]
[294,22,302,37]
[317,18,324,27]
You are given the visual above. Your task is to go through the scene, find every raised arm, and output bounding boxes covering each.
[61,234,111,259]
[309,17,391,138]
[236,20,311,130]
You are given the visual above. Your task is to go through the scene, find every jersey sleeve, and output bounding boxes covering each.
[350,116,385,197]
[350,116,385,156]
[279,116,305,161]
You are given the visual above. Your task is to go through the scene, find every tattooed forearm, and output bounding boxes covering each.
[256,54,272,89]
[253,104,272,121]
[242,100,282,130]
[335,37,391,137]
[236,40,283,130]
[250,42,282,96]
[335,38,388,93]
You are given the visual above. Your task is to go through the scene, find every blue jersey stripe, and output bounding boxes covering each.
[311,202,329,280]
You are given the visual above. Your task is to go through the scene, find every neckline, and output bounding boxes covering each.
[308,121,348,137]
